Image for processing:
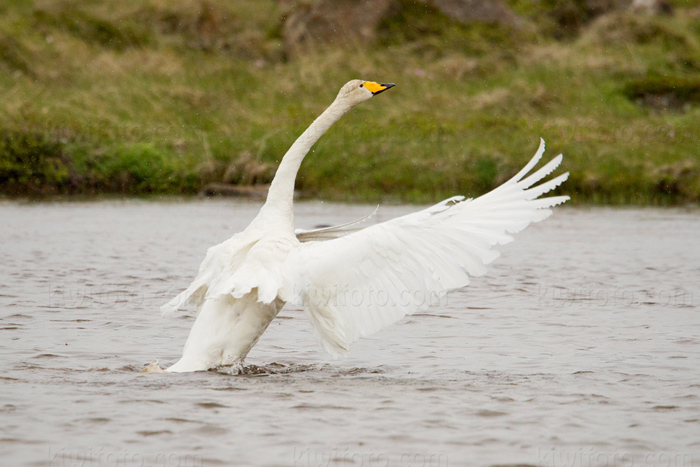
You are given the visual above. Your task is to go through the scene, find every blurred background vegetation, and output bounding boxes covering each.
[1,0,699,204]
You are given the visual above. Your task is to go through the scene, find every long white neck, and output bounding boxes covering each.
[251,97,353,232]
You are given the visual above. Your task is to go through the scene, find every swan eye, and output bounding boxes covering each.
[359,83,364,88]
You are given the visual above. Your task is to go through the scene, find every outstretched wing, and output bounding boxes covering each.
[282,139,569,357]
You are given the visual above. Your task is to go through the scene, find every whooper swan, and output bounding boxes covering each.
[159,80,569,373]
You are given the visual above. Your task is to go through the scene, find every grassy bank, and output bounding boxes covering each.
[1,0,700,204]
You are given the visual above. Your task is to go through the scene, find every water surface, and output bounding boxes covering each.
[1,200,698,467]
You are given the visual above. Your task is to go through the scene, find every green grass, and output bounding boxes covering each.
[1,0,699,204]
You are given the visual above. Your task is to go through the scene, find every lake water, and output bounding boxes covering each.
[1,200,698,467]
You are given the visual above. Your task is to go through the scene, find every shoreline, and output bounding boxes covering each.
[1,191,699,208]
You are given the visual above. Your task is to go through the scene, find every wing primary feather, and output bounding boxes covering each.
[295,206,379,242]
[506,138,545,184]
[524,172,570,199]
[519,154,564,189]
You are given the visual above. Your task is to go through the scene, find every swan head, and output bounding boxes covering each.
[335,79,395,107]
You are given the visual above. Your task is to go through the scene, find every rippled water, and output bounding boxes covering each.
[1,200,699,467]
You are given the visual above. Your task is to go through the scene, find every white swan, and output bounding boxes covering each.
[159,80,569,373]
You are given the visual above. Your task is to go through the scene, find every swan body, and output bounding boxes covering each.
[160,79,569,372]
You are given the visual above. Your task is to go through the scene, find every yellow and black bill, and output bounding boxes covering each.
[362,82,396,95]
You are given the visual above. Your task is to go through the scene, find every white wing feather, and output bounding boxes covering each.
[295,206,379,242]
[159,238,247,317]
[282,139,569,357]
